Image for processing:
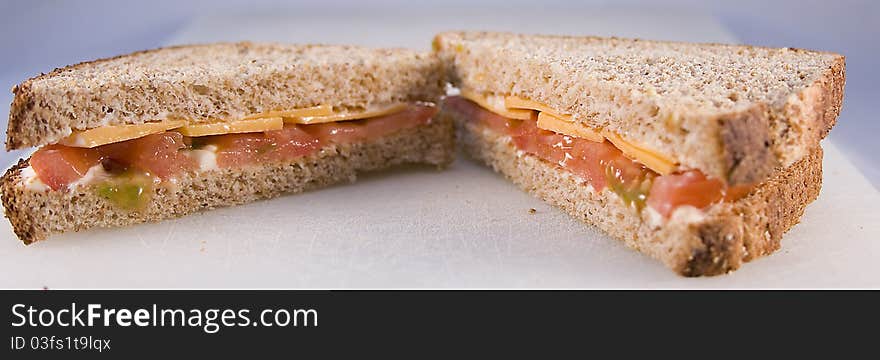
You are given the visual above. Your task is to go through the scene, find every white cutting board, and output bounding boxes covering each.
[1,9,878,288]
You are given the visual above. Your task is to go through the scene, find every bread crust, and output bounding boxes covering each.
[445,108,822,276]
[1,116,454,244]
[719,103,775,184]
[7,42,446,150]
[434,31,844,186]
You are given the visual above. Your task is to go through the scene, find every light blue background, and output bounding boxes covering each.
[1,0,877,187]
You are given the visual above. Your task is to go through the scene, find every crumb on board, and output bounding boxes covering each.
[528,208,537,214]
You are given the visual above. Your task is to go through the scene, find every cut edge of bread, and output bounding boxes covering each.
[7,42,446,150]
[1,116,455,244]
[443,108,823,276]
[433,31,844,186]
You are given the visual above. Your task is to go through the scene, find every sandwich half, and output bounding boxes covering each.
[434,31,845,276]
[2,42,454,244]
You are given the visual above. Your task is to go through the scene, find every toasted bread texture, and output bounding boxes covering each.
[434,31,843,185]
[7,42,445,150]
[1,116,454,244]
[444,108,823,276]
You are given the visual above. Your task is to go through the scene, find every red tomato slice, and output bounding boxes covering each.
[304,104,437,145]
[444,96,522,133]
[646,170,725,217]
[29,145,102,190]
[568,140,623,189]
[362,104,437,138]
[510,119,556,162]
[604,150,652,188]
[509,118,540,154]
[101,132,195,179]
[453,96,614,189]
[209,132,273,167]
[27,103,436,188]
[211,125,320,168]
[452,95,734,217]
[29,133,193,189]
[724,184,753,202]
[304,121,365,144]
[265,125,321,162]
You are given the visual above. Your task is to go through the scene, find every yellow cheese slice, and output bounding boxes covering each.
[459,90,535,120]
[506,96,590,127]
[58,120,186,148]
[536,112,604,142]
[176,117,284,137]
[505,95,677,174]
[602,131,676,175]
[505,96,603,142]
[287,103,409,124]
[243,105,334,120]
[52,103,413,147]
[504,96,561,115]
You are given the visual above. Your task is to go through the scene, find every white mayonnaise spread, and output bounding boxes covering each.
[20,144,220,192]
[186,145,219,171]
[20,166,49,192]
[644,205,707,227]
[69,164,112,189]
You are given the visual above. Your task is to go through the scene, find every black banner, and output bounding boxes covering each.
[1,291,875,357]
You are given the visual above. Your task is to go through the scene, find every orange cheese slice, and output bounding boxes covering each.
[602,131,676,175]
[243,105,334,120]
[505,96,603,142]
[504,96,561,115]
[536,112,604,142]
[288,103,409,124]
[460,90,535,120]
[58,120,186,148]
[504,95,677,173]
[176,117,284,137]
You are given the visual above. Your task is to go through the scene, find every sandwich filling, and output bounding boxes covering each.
[21,103,437,209]
[445,95,752,218]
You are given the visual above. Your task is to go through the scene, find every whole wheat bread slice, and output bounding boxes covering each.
[434,31,843,185]
[443,108,822,276]
[1,117,454,244]
[7,42,445,150]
